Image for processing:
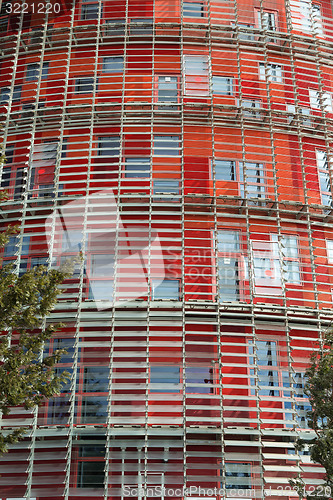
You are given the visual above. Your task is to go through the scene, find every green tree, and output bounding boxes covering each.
[0,190,75,453]
[290,332,333,499]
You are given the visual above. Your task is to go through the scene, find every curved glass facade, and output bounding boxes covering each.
[0,0,333,497]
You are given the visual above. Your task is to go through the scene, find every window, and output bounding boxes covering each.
[130,18,153,35]
[155,75,179,109]
[5,145,14,163]
[81,0,100,20]
[253,340,280,396]
[185,367,213,393]
[104,19,125,36]
[274,234,301,284]
[239,162,265,199]
[26,62,49,81]
[214,160,236,181]
[14,167,25,200]
[1,85,21,104]
[91,254,114,278]
[240,99,262,119]
[327,240,333,262]
[88,280,114,301]
[102,56,124,73]
[259,63,282,82]
[153,135,180,156]
[294,372,311,428]
[212,76,233,95]
[150,366,180,392]
[309,89,333,112]
[125,158,150,178]
[77,461,105,488]
[4,235,30,257]
[13,85,22,101]
[237,23,255,41]
[98,136,120,156]
[317,150,332,206]
[184,55,208,75]
[300,0,323,35]
[217,230,241,301]
[257,10,276,31]
[0,87,9,104]
[153,180,180,200]
[0,167,11,189]
[75,77,95,93]
[250,240,281,292]
[184,55,209,96]
[29,142,58,195]
[183,2,205,17]
[62,230,84,253]
[152,279,180,300]
[287,104,311,126]
[223,462,252,490]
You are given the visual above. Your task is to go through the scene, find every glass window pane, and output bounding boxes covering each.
[224,462,252,490]
[83,366,109,393]
[153,135,180,156]
[88,280,114,301]
[91,254,114,277]
[75,77,94,93]
[183,2,204,17]
[81,396,108,423]
[218,257,239,301]
[217,230,239,252]
[61,230,84,253]
[78,461,104,488]
[150,366,180,392]
[184,55,208,75]
[81,3,100,20]
[212,76,233,95]
[186,367,212,393]
[152,279,179,299]
[1,167,11,188]
[214,160,235,181]
[125,158,150,178]
[103,56,123,73]
[157,76,178,106]
[153,180,180,199]
[98,136,120,156]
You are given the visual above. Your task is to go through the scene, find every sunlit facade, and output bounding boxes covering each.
[0,0,333,497]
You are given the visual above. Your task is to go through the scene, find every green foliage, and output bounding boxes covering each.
[0,188,77,453]
[290,333,333,499]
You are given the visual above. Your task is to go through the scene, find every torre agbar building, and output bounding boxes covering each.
[2,0,333,498]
